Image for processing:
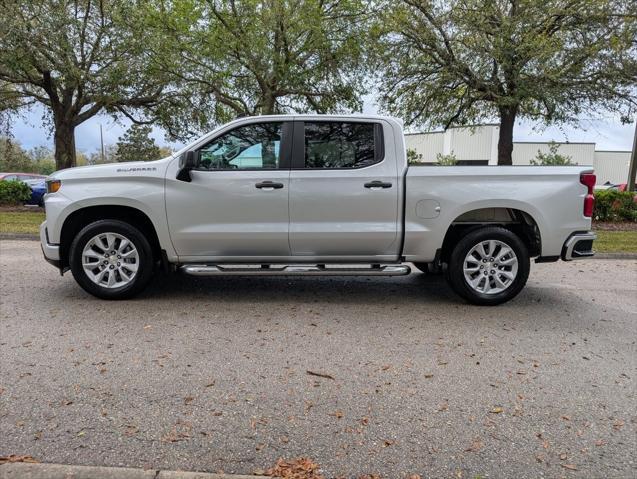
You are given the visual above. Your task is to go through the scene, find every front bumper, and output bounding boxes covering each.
[562,231,596,261]
[40,221,61,268]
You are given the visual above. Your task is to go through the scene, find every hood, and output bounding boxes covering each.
[51,158,172,181]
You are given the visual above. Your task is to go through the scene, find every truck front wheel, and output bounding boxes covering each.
[69,220,154,300]
[445,226,530,305]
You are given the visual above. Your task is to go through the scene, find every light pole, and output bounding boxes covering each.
[100,123,105,163]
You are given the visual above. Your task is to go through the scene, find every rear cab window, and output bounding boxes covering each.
[297,121,384,169]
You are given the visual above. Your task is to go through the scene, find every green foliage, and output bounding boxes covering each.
[530,142,575,165]
[147,0,371,139]
[0,1,174,169]
[594,190,637,222]
[373,0,637,165]
[0,180,31,205]
[436,152,458,166]
[0,137,32,173]
[407,148,424,164]
[114,125,161,163]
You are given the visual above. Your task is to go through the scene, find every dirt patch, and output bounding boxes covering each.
[0,205,44,213]
[593,221,637,231]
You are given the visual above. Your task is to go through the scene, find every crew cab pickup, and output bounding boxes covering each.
[41,115,596,305]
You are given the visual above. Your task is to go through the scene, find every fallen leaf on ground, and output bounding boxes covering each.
[559,452,568,460]
[330,410,344,419]
[184,396,194,405]
[266,457,324,479]
[490,407,503,414]
[465,437,483,452]
[306,370,334,380]
[561,464,578,471]
[0,455,38,464]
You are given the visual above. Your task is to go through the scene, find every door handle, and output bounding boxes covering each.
[255,181,284,189]
[364,181,392,189]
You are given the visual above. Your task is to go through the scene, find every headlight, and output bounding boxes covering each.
[46,179,61,194]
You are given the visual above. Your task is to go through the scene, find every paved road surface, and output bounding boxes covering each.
[1,240,636,478]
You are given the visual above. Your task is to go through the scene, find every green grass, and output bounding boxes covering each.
[0,210,635,254]
[0,210,45,234]
[594,230,637,254]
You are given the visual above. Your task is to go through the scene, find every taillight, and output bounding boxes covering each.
[580,173,596,217]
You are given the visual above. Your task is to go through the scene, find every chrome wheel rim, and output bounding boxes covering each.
[463,240,518,295]
[82,233,139,289]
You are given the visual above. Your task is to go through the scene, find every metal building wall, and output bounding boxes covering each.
[594,151,631,184]
[404,125,498,163]
[448,126,495,161]
[403,125,630,184]
[404,132,444,162]
[512,142,596,165]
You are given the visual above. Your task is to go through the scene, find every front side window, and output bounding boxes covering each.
[304,122,378,169]
[197,122,282,170]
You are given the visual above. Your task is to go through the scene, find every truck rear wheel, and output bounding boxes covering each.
[445,226,530,305]
[69,220,154,300]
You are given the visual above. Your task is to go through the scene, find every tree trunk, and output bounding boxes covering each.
[497,107,517,166]
[53,119,76,170]
[627,122,636,192]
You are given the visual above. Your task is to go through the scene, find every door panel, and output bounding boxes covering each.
[289,121,400,258]
[165,121,291,257]
[166,170,290,256]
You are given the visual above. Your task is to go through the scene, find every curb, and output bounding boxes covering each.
[0,233,39,241]
[0,462,263,479]
[592,253,637,259]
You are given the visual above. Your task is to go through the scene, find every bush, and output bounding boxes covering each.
[594,190,637,222]
[0,180,32,205]
[435,152,458,165]
[530,142,574,165]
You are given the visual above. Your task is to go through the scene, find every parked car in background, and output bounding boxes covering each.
[0,172,46,181]
[0,173,48,206]
[24,179,47,207]
[41,115,597,305]
[602,183,637,203]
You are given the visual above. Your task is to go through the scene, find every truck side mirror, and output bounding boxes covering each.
[177,151,196,182]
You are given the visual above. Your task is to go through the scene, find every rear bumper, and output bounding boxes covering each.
[40,221,61,268]
[561,231,596,261]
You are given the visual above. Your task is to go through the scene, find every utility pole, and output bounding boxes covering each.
[628,122,636,192]
[100,124,105,163]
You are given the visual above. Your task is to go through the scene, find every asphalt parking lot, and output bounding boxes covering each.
[1,239,636,478]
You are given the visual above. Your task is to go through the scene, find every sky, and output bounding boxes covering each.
[7,100,636,154]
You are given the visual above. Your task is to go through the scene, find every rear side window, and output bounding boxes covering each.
[303,122,382,169]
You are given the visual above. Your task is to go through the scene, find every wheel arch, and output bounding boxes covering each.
[59,205,162,270]
[439,207,542,263]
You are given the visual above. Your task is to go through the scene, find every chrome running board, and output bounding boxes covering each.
[181,264,411,276]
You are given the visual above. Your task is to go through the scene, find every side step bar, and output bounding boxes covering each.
[181,264,411,276]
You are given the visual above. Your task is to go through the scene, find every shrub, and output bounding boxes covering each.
[435,152,458,165]
[0,180,32,205]
[594,189,637,222]
[530,142,575,165]
[406,148,424,164]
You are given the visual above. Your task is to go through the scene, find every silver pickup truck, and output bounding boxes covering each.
[41,115,596,305]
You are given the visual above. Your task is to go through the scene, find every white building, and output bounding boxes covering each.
[404,124,632,185]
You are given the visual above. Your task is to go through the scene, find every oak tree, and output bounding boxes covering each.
[0,0,173,169]
[374,0,637,165]
[149,0,371,139]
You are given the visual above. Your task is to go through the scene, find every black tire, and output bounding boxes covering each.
[445,226,530,306]
[69,220,154,299]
